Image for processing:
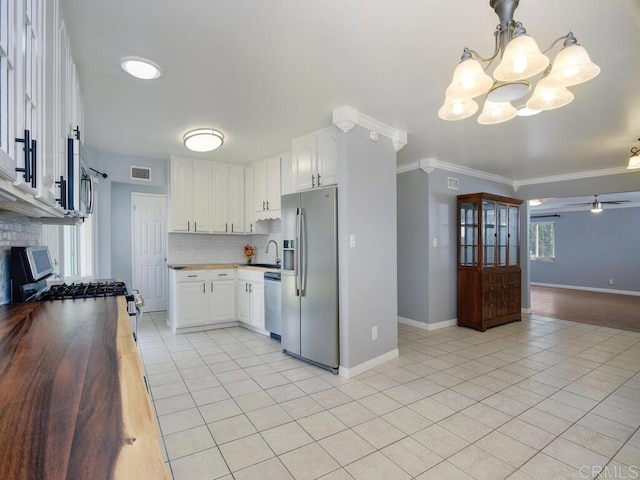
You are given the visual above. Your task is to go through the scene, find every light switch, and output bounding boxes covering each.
[350,235,356,248]
[433,238,438,248]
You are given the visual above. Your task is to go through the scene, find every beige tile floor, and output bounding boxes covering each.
[138,312,640,480]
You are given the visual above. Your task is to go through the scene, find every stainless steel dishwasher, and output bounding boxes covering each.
[264,272,281,339]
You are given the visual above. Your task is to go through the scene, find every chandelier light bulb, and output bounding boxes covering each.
[445,56,493,100]
[526,76,574,111]
[494,33,549,82]
[477,100,517,125]
[545,37,600,88]
[438,96,479,121]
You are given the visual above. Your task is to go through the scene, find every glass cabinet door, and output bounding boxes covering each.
[482,201,495,267]
[460,202,478,266]
[508,205,519,266]
[497,203,508,267]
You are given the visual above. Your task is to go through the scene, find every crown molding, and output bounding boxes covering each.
[332,106,407,152]
[512,166,632,190]
[397,158,512,186]
[398,161,634,190]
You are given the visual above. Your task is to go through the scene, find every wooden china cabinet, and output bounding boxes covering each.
[457,193,524,332]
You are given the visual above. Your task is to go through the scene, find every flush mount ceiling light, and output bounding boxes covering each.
[183,129,224,152]
[120,56,162,80]
[590,196,603,213]
[528,199,543,206]
[439,0,600,124]
[628,138,640,170]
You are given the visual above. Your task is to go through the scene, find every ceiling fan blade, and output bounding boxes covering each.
[564,202,591,206]
[601,200,630,204]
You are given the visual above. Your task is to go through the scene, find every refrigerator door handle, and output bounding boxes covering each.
[300,211,306,295]
[295,208,302,296]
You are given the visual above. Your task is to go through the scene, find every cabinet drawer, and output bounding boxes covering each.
[176,270,209,282]
[210,269,236,280]
[237,268,265,283]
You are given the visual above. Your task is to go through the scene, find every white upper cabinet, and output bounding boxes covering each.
[292,126,338,192]
[228,165,245,233]
[280,151,294,196]
[0,0,76,217]
[252,153,281,220]
[244,165,254,234]
[169,156,246,234]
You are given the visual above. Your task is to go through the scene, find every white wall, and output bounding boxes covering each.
[338,125,398,369]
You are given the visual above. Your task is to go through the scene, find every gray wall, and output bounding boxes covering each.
[397,168,517,325]
[92,148,168,279]
[531,207,640,292]
[110,183,167,287]
[338,126,398,369]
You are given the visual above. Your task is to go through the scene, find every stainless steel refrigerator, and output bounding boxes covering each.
[281,187,339,372]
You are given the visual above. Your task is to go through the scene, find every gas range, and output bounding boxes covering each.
[33,281,129,301]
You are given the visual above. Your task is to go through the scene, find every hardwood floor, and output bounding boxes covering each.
[530,286,640,332]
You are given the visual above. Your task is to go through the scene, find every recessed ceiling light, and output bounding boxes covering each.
[183,129,224,152]
[529,199,543,206]
[120,56,162,80]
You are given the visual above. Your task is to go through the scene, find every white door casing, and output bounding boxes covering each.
[132,193,167,312]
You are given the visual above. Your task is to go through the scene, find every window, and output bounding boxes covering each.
[530,222,555,261]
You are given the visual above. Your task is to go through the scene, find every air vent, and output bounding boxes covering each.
[447,177,459,190]
[130,166,151,181]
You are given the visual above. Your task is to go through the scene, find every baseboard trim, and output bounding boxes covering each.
[521,308,532,314]
[531,282,640,297]
[398,316,458,331]
[339,349,399,379]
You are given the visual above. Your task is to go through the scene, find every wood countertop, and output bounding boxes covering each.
[0,297,169,479]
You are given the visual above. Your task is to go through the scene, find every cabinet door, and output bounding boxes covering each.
[316,127,338,187]
[210,280,236,322]
[266,155,281,211]
[211,164,229,232]
[228,165,245,233]
[482,201,496,267]
[292,134,316,191]
[192,160,212,233]
[0,0,18,180]
[176,282,209,327]
[253,159,267,213]
[237,282,250,324]
[249,281,265,329]
[170,158,192,232]
[496,203,508,267]
[280,151,294,196]
[244,165,254,233]
[508,205,519,266]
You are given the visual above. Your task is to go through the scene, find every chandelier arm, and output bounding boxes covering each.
[632,147,640,155]
[541,33,571,54]
[467,32,501,65]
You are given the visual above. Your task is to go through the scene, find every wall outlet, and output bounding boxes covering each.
[372,326,378,340]
[609,278,614,285]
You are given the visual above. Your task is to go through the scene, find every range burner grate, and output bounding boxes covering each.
[37,281,128,301]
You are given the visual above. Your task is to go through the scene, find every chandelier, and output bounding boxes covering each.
[629,139,640,170]
[438,0,600,125]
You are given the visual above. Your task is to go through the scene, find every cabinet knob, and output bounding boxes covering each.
[263,201,266,211]
[317,173,321,186]
[311,174,315,188]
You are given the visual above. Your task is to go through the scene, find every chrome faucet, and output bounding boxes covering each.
[265,240,280,265]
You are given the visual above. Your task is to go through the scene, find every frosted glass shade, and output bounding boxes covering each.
[477,100,517,125]
[494,35,550,81]
[445,58,493,99]
[183,129,224,152]
[526,76,574,111]
[438,97,479,121]
[545,44,600,88]
[628,153,640,169]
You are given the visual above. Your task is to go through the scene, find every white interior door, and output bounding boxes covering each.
[132,193,167,311]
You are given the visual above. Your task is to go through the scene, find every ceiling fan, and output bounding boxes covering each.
[565,194,630,213]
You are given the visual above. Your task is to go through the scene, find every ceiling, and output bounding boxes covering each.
[61,0,640,181]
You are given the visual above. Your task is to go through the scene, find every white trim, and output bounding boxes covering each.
[398,316,458,331]
[338,349,399,379]
[513,166,631,190]
[397,160,632,191]
[332,106,407,152]
[522,307,532,314]
[531,282,640,297]
[397,159,513,186]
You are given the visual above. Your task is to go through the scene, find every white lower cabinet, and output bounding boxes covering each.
[237,268,266,331]
[169,269,236,332]
[169,267,268,335]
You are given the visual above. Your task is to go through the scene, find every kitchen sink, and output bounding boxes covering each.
[249,263,281,269]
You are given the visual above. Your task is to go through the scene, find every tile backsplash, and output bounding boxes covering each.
[168,219,283,265]
[0,215,42,304]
